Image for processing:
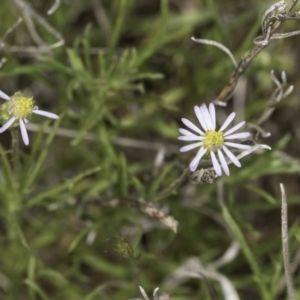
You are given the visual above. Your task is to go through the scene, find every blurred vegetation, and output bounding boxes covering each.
[0,0,300,299]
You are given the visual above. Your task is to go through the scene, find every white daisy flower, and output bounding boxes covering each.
[0,90,59,145]
[179,103,251,176]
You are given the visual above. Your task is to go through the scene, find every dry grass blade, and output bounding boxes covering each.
[191,37,237,68]
[47,0,61,15]
[280,183,297,300]
[163,257,240,300]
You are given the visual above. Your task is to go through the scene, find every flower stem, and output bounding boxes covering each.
[11,128,19,175]
[9,130,29,249]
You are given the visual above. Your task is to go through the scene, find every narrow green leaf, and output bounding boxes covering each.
[82,253,127,277]
[27,257,37,300]
[38,269,69,287]
[22,121,49,185]
[243,184,277,204]
[82,25,93,74]
[131,176,146,199]
[22,116,63,193]
[118,154,129,198]
[67,48,85,72]
[68,227,91,253]
[206,0,229,42]
[135,0,169,66]
[109,0,129,53]
[38,56,73,75]
[148,163,174,196]
[27,166,101,207]
[0,144,15,189]
[71,101,105,146]
[270,259,283,298]
[98,127,117,163]
[84,285,106,300]
[222,206,271,300]
[24,280,51,300]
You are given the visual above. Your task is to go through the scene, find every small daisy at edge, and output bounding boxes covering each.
[178,103,251,176]
[0,90,59,145]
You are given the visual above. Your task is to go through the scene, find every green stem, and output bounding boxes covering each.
[8,129,28,249]
[11,128,19,176]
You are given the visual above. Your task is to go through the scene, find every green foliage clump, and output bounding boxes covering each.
[0,0,299,299]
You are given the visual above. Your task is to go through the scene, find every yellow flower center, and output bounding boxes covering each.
[8,92,34,119]
[203,131,224,151]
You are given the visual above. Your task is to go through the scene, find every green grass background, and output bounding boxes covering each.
[0,0,300,299]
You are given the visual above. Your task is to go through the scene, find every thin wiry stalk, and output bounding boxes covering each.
[253,70,293,139]
[129,286,161,300]
[0,17,23,50]
[191,37,238,68]
[26,122,178,152]
[163,257,240,300]
[47,0,61,15]
[277,245,300,294]
[10,0,64,52]
[280,183,297,300]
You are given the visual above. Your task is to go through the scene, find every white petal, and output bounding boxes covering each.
[189,147,207,172]
[218,149,229,176]
[180,142,202,152]
[19,119,29,145]
[0,117,16,133]
[201,104,214,130]
[0,90,10,101]
[153,287,159,297]
[179,128,197,136]
[181,118,203,135]
[224,121,246,136]
[24,119,29,124]
[33,110,59,119]
[224,142,251,150]
[139,286,150,300]
[222,145,241,167]
[209,103,216,130]
[194,106,208,131]
[219,112,236,132]
[178,135,204,141]
[225,132,251,139]
[211,151,222,176]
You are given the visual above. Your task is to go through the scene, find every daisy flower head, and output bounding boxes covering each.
[0,90,59,145]
[179,103,251,177]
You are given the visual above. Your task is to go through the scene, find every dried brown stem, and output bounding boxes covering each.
[252,70,293,139]
[215,0,299,103]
